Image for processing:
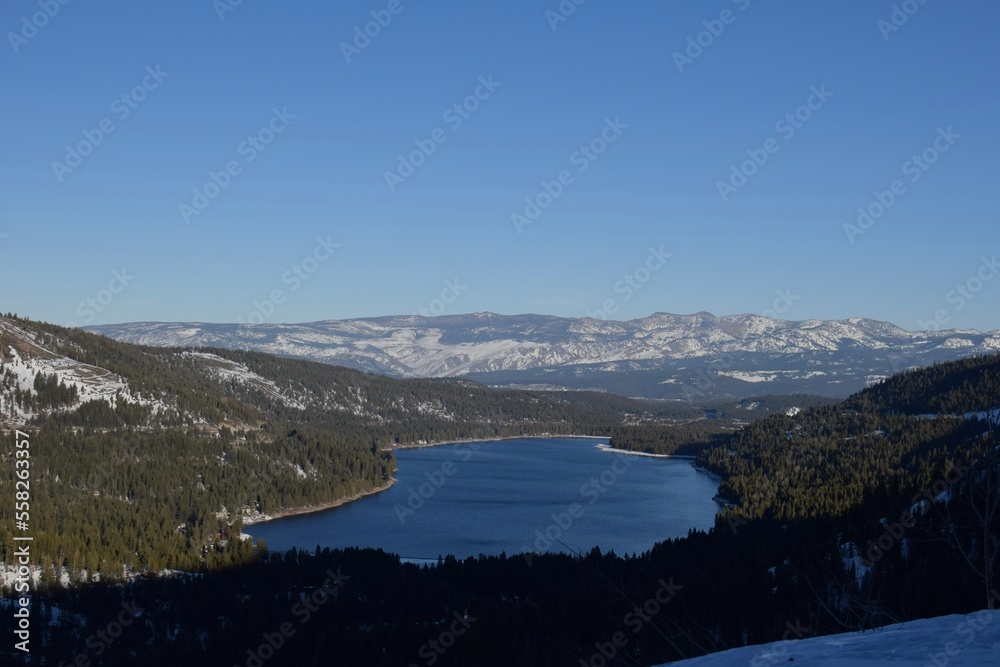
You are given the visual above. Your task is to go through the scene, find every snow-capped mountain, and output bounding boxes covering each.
[87,312,1000,400]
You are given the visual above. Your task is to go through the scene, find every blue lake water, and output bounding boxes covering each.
[246,438,720,561]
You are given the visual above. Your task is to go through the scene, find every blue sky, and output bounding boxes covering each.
[1,0,998,331]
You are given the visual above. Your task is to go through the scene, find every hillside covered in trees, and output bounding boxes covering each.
[0,315,674,579]
[699,354,1000,522]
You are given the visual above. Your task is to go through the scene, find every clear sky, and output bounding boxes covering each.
[1,1,998,331]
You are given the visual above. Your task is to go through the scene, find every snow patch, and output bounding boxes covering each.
[184,351,307,410]
[657,609,1000,666]
[718,371,777,383]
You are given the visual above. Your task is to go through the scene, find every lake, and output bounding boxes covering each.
[246,437,720,562]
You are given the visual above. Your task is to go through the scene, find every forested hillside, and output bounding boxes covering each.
[699,354,1000,522]
[607,394,834,457]
[843,354,1000,415]
[0,315,652,580]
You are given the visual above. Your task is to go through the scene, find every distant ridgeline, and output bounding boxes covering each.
[0,315,998,666]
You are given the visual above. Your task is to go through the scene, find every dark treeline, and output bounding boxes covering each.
[702,408,995,521]
[703,393,837,420]
[606,394,834,457]
[843,354,1000,416]
[700,355,1000,522]
[607,422,732,457]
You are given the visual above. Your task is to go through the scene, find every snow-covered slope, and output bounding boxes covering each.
[181,351,307,410]
[0,317,160,423]
[0,318,308,426]
[658,610,1000,666]
[87,312,1000,399]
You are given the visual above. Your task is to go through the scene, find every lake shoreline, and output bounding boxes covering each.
[594,443,698,460]
[242,477,398,528]
[382,433,609,452]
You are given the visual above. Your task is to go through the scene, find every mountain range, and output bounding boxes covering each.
[88,312,1000,400]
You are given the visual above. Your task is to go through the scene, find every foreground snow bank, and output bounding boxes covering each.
[658,610,1000,666]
